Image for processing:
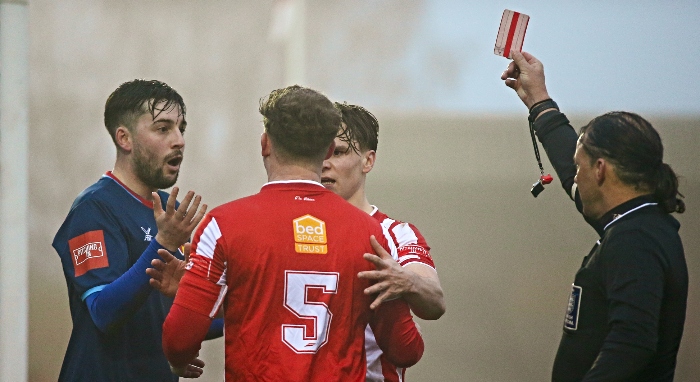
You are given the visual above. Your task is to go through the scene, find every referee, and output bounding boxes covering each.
[502,51,688,381]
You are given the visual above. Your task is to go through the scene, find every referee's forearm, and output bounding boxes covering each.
[532,109,578,199]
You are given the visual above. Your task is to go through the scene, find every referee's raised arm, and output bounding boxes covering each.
[501,51,580,209]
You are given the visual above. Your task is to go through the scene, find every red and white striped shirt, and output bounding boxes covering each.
[365,206,435,382]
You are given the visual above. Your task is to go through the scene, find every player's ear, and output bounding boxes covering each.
[261,132,271,157]
[115,126,133,153]
[324,141,336,160]
[362,150,376,174]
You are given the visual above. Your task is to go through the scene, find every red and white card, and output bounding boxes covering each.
[494,9,529,59]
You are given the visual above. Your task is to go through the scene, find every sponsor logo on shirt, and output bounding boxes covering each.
[293,215,327,254]
[398,244,431,259]
[68,230,110,277]
[564,284,582,330]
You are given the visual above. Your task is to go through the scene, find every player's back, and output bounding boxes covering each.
[192,181,389,381]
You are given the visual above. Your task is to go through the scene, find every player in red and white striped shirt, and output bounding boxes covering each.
[322,103,445,382]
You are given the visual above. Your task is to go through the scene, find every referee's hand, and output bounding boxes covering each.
[358,236,418,310]
[501,50,551,110]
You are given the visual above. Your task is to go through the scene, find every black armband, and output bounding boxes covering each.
[528,99,559,123]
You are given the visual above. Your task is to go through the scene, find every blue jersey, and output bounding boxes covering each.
[53,172,181,382]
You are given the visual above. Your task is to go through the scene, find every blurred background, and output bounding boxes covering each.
[19,0,699,380]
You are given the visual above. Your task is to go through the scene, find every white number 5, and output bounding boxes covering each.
[282,271,339,353]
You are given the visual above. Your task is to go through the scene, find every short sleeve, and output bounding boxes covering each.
[391,222,435,269]
[53,199,130,297]
[177,213,229,318]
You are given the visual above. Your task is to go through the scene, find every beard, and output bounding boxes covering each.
[132,143,181,190]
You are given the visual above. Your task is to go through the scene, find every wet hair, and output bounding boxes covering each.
[579,111,684,213]
[104,79,186,144]
[259,85,340,164]
[334,102,379,154]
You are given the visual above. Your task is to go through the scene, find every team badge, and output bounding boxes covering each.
[293,215,327,254]
[564,284,582,330]
[68,230,110,277]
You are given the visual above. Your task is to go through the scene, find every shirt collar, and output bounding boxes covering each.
[104,171,155,209]
[369,205,378,216]
[261,179,325,191]
[597,194,658,232]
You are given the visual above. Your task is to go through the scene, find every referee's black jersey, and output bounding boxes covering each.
[532,110,689,382]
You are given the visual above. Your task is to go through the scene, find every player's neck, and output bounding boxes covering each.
[266,164,322,184]
[112,159,157,201]
[347,189,373,214]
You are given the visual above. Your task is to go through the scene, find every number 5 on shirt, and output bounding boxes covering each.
[282,271,339,353]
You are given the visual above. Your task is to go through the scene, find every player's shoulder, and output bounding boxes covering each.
[318,196,384,236]
[53,177,122,248]
[373,207,424,234]
[207,193,259,217]
[66,176,123,215]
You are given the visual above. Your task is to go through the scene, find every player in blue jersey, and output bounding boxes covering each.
[52,79,209,381]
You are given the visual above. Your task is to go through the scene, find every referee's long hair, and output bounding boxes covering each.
[579,111,685,214]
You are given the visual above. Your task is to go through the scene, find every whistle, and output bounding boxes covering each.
[530,174,553,198]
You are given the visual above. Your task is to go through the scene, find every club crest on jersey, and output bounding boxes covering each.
[68,230,110,277]
[564,284,582,330]
[293,215,327,254]
[141,226,152,241]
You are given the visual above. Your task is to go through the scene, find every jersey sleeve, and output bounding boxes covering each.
[163,213,229,366]
[387,221,435,269]
[162,302,212,368]
[531,110,578,201]
[174,213,229,317]
[368,298,424,368]
[52,199,131,298]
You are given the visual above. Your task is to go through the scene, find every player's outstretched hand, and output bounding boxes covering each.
[153,187,207,251]
[501,50,551,109]
[147,243,190,298]
[358,235,418,310]
[169,357,205,379]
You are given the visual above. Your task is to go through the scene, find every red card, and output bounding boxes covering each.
[69,230,110,277]
[494,9,529,59]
